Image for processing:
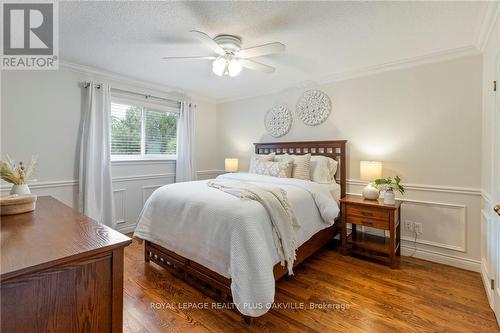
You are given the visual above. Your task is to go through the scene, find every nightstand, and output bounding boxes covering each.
[340,196,401,268]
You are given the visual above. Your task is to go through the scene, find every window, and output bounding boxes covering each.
[111,101,178,160]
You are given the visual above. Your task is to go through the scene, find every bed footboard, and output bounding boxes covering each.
[145,240,233,303]
[144,223,339,306]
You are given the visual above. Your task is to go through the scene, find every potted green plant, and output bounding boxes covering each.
[372,176,405,204]
[0,156,37,195]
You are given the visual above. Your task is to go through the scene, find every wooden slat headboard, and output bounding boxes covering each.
[254,140,348,198]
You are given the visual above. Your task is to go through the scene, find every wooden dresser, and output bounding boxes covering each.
[0,196,132,333]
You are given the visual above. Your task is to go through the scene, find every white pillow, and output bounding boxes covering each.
[254,160,293,178]
[249,153,275,173]
[328,157,339,181]
[310,155,338,184]
[275,153,311,180]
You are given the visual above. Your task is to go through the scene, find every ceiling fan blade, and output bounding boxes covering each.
[190,30,225,56]
[162,56,216,60]
[237,42,285,59]
[240,59,275,73]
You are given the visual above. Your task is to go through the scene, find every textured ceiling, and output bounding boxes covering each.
[60,1,487,101]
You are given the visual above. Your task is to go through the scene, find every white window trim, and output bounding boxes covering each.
[110,96,178,162]
[111,154,177,162]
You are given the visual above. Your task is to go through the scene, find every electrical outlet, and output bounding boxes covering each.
[414,222,423,235]
[404,220,414,231]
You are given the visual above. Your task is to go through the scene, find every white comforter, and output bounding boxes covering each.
[134,173,340,317]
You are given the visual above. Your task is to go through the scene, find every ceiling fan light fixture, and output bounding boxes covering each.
[164,30,281,76]
[212,57,226,76]
[228,59,242,77]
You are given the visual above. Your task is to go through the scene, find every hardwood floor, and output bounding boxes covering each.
[123,238,498,332]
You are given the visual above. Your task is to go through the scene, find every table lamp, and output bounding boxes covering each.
[225,158,239,173]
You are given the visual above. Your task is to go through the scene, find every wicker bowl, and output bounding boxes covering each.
[0,195,37,216]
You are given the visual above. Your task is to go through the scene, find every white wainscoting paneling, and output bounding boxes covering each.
[112,173,175,183]
[142,184,164,205]
[347,192,468,254]
[112,173,175,234]
[197,170,226,180]
[346,177,482,272]
[1,174,483,271]
[0,180,79,208]
[401,200,467,252]
[480,192,494,306]
[0,170,223,235]
[113,188,127,225]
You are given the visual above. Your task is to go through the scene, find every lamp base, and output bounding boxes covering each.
[362,184,380,200]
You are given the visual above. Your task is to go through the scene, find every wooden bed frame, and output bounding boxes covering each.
[143,140,347,319]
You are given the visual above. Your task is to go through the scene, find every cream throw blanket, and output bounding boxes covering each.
[207,180,300,274]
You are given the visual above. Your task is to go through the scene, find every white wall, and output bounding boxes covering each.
[480,9,500,307]
[216,55,483,271]
[0,65,221,233]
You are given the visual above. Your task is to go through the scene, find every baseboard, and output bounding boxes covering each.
[400,245,480,272]
[481,259,494,307]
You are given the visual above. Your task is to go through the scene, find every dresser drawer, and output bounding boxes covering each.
[348,216,389,229]
[346,205,389,221]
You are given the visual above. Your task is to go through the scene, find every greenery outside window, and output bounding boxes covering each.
[111,101,178,160]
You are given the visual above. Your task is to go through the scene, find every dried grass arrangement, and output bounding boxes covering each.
[0,156,37,185]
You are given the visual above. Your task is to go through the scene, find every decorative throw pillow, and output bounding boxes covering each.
[254,160,293,178]
[310,155,338,183]
[276,153,311,180]
[249,153,275,173]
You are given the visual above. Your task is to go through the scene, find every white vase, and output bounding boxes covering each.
[10,184,31,195]
[362,184,380,200]
[384,190,396,205]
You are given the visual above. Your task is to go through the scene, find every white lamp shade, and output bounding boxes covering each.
[225,158,239,172]
[228,59,242,77]
[360,161,382,181]
[212,57,226,76]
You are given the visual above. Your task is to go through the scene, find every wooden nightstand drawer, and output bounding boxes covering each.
[348,216,389,229]
[346,205,389,221]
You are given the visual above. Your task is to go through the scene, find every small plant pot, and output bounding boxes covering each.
[10,184,31,195]
[383,190,396,205]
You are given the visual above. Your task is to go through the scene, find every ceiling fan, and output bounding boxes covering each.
[162,30,286,77]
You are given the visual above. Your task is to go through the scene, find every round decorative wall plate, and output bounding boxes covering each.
[264,105,292,138]
[296,90,332,126]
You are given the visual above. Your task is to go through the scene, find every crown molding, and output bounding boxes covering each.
[59,42,484,107]
[316,46,480,84]
[59,60,216,104]
[475,1,500,51]
[217,45,480,104]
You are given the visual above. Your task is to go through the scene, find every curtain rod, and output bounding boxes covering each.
[82,81,195,107]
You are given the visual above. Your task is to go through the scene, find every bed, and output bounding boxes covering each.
[134,140,347,319]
